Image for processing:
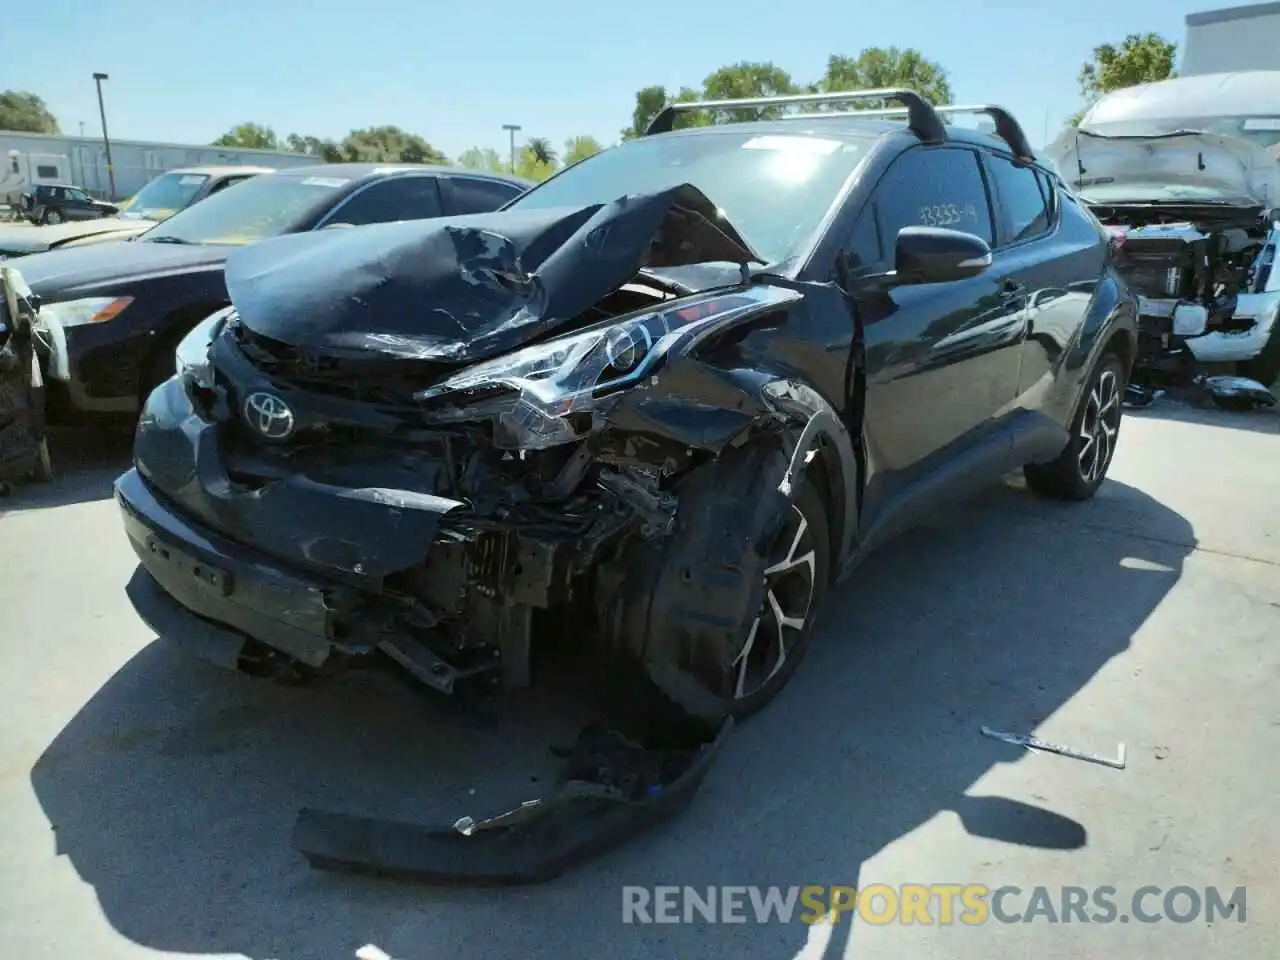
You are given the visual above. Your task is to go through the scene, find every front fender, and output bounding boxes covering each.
[599,358,860,568]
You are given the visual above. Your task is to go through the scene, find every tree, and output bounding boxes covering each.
[457,146,507,173]
[515,144,557,183]
[815,47,953,107]
[1073,32,1177,124]
[285,133,342,162]
[621,48,951,137]
[701,62,799,122]
[0,90,59,133]
[212,123,279,150]
[527,136,557,167]
[620,84,706,140]
[563,135,603,167]
[337,125,448,164]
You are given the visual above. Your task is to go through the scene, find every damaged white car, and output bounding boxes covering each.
[1047,71,1280,400]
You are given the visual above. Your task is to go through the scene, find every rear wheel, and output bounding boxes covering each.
[42,208,62,225]
[1024,352,1125,501]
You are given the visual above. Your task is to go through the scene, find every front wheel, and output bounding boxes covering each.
[597,441,832,722]
[1024,352,1125,501]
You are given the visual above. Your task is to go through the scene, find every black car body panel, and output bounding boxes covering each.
[22,164,533,418]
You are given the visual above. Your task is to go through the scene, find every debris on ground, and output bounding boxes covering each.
[292,666,735,885]
[981,726,1127,770]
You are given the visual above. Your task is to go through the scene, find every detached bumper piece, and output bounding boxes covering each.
[292,715,733,886]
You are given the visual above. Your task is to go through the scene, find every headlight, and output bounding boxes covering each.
[414,285,800,449]
[36,295,133,327]
[174,309,230,389]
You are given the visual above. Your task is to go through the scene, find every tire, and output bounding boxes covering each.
[596,441,833,721]
[42,208,63,225]
[1024,352,1125,501]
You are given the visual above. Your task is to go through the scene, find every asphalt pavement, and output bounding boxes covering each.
[0,400,1277,960]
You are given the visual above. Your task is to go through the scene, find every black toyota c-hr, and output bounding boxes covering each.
[116,90,1137,723]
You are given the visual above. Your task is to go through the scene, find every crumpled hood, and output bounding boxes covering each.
[1046,128,1280,207]
[223,183,759,364]
[0,217,148,256]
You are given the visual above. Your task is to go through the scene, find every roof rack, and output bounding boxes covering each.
[808,103,1036,160]
[643,89,946,143]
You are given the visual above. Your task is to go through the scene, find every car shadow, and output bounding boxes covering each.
[29,476,1193,960]
[0,425,131,513]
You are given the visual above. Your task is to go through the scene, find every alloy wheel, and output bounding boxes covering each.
[732,504,817,699]
[46,211,62,225]
[1077,368,1121,484]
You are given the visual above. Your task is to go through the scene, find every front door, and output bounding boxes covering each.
[850,145,1027,521]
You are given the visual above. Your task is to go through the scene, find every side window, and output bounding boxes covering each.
[844,207,883,270]
[449,177,522,214]
[873,147,994,245]
[328,176,442,226]
[209,176,250,195]
[987,154,1051,245]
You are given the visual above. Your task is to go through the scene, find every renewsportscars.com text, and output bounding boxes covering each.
[621,884,1247,925]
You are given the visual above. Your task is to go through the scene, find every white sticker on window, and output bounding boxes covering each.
[1243,118,1280,131]
[179,175,205,185]
[741,135,842,155]
[300,177,350,187]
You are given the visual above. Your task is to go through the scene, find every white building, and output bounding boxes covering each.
[0,131,318,203]
[1183,2,1280,76]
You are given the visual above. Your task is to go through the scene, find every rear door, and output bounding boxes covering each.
[982,154,1101,405]
[853,144,1028,509]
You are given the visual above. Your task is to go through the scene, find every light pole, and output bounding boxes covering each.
[92,72,116,200]
[501,123,521,174]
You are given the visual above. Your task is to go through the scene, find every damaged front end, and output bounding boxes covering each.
[1049,128,1280,398]
[118,184,831,882]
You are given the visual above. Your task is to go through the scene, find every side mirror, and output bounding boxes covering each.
[894,226,992,285]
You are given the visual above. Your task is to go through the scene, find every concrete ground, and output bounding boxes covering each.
[0,400,1277,960]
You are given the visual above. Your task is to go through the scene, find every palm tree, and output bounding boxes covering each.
[527,137,557,167]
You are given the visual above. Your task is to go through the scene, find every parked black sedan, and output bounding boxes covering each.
[116,91,1138,724]
[20,163,531,419]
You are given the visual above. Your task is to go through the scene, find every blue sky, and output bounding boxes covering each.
[0,0,1232,157]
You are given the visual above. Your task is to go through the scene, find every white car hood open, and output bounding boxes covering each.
[1045,128,1280,207]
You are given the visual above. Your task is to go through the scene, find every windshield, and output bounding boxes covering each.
[505,130,871,264]
[119,171,211,221]
[1084,115,1280,152]
[139,173,349,246]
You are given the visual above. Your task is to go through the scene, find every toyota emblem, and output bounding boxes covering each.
[243,391,295,440]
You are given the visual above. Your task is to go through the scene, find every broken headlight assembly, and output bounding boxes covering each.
[174,308,232,391]
[414,287,793,450]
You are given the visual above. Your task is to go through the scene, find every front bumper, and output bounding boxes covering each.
[1137,290,1280,365]
[117,466,352,668]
